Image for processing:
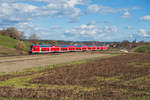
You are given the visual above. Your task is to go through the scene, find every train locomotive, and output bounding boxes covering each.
[29,45,109,54]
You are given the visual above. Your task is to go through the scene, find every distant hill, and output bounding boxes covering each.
[0,35,29,56]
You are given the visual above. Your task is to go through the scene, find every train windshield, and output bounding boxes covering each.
[30,45,33,50]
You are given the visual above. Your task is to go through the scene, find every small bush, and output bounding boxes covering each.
[135,45,150,53]
[15,41,26,51]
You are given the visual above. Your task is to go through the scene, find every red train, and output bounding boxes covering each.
[29,45,109,54]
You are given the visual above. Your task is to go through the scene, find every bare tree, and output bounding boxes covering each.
[6,27,20,39]
[120,40,130,49]
[0,29,10,36]
[19,32,26,40]
[29,33,38,40]
[49,40,57,45]
[16,41,26,51]
[29,33,39,44]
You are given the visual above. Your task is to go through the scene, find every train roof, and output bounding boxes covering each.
[39,45,51,47]
[58,45,70,47]
[86,45,97,47]
[50,45,60,47]
[32,45,51,47]
[31,44,106,48]
[74,45,82,47]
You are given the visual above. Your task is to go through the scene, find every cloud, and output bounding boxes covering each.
[126,26,133,30]
[50,25,62,30]
[14,22,62,39]
[140,16,150,21]
[122,11,130,18]
[130,29,150,41]
[0,0,88,27]
[63,22,118,41]
[14,22,45,39]
[139,29,150,37]
[87,4,138,19]
[0,0,88,4]
[0,2,38,27]
[87,4,121,14]
[0,0,88,40]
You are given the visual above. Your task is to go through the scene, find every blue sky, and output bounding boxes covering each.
[0,0,150,42]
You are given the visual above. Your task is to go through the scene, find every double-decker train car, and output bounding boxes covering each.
[29,45,109,54]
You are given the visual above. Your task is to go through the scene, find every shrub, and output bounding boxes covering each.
[135,45,150,53]
[16,41,26,51]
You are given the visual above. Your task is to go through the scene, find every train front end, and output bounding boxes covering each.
[29,45,41,54]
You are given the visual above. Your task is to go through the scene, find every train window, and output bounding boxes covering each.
[42,49,48,51]
[62,48,67,50]
[34,47,39,51]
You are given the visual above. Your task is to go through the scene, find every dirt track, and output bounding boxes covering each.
[0,52,110,73]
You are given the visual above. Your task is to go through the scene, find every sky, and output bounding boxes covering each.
[0,0,150,42]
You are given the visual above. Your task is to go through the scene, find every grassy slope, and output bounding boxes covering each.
[135,45,150,53]
[0,35,19,49]
[0,35,29,55]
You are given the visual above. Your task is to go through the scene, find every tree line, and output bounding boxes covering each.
[0,27,38,40]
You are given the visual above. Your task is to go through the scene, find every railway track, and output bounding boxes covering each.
[0,50,103,58]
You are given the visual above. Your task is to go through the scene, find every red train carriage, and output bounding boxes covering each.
[97,46,100,50]
[75,45,82,51]
[87,46,92,51]
[103,46,109,50]
[59,45,69,52]
[81,46,87,51]
[50,46,60,52]
[99,46,109,50]
[29,45,51,54]
[68,46,76,51]
[91,46,97,51]
[40,45,51,53]
[29,45,109,54]
[100,46,104,50]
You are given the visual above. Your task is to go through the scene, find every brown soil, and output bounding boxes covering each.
[0,46,20,56]
[0,53,150,99]
[31,53,150,91]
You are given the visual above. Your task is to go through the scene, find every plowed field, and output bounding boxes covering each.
[0,53,150,100]
[31,53,150,88]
